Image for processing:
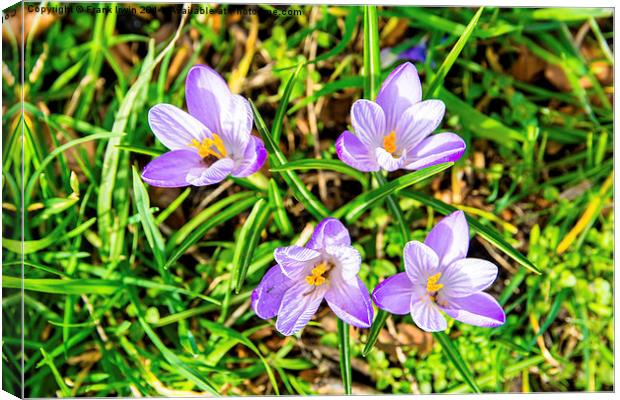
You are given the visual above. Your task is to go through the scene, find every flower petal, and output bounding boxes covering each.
[325,276,374,328]
[148,104,211,150]
[231,136,267,178]
[375,147,407,172]
[410,298,447,332]
[377,62,422,131]
[404,132,466,171]
[325,245,361,281]
[335,130,380,172]
[251,265,294,319]
[441,292,505,328]
[141,150,203,187]
[403,241,440,284]
[351,99,386,147]
[372,272,414,315]
[185,157,234,186]
[276,282,326,336]
[274,246,322,281]
[186,64,231,134]
[440,258,499,298]
[219,95,253,158]
[424,210,469,267]
[396,100,445,152]
[306,218,351,251]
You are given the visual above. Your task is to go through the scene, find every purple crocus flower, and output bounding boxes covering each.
[335,62,465,173]
[252,218,374,336]
[141,65,267,187]
[372,211,505,332]
[380,44,427,69]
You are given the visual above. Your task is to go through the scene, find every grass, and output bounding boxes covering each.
[2,3,614,396]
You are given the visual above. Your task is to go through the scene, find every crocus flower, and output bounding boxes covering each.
[252,218,374,336]
[141,65,267,187]
[372,211,505,332]
[380,43,427,69]
[336,62,465,172]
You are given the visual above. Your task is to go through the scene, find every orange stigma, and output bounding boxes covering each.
[426,272,444,293]
[189,134,227,159]
[383,131,397,154]
[305,262,330,286]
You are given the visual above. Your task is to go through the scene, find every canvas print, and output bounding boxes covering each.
[1,2,614,397]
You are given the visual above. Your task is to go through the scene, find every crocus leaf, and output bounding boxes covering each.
[233,198,272,293]
[401,190,541,274]
[273,62,303,143]
[337,319,352,395]
[361,309,389,357]
[271,159,369,189]
[132,166,166,269]
[268,179,294,236]
[434,332,482,393]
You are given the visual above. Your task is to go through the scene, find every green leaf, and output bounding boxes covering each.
[425,7,484,99]
[333,163,453,223]
[268,179,293,236]
[250,99,330,220]
[402,190,541,274]
[273,63,303,142]
[3,217,96,254]
[39,348,72,397]
[337,320,352,395]
[271,159,368,189]
[363,5,381,99]
[132,166,166,269]
[434,332,481,393]
[531,8,612,21]
[232,198,272,293]
[362,309,389,357]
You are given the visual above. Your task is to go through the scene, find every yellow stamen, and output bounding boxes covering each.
[426,272,444,293]
[189,134,228,159]
[306,262,329,287]
[383,131,397,154]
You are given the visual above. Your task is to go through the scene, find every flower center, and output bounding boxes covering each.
[383,131,397,154]
[189,134,227,159]
[305,262,331,287]
[426,272,444,293]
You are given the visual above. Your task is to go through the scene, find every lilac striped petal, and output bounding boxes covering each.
[274,246,322,280]
[336,131,380,172]
[307,218,351,250]
[251,265,294,319]
[404,132,466,171]
[186,65,231,134]
[351,99,386,147]
[396,100,445,152]
[441,292,505,328]
[148,104,211,150]
[141,150,203,187]
[231,136,267,178]
[403,241,440,284]
[219,95,253,158]
[325,245,361,281]
[375,147,407,172]
[325,276,373,328]
[377,63,422,132]
[425,210,469,267]
[410,298,447,332]
[440,258,498,298]
[185,157,234,186]
[276,282,326,336]
[372,272,414,315]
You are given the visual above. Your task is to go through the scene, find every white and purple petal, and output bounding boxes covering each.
[148,104,211,150]
[440,292,505,328]
[410,298,447,332]
[219,95,253,158]
[231,136,267,178]
[376,63,422,131]
[350,99,386,147]
[439,258,498,298]
[335,131,380,172]
[404,132,466,171]
[395,100,445,153]
[186,64,232,134]
[375,147,407,172]
[276,282,327,336]
[325,276,373,328]
[274,246,322,281]
[403,241,440,284]
[185,157,234,186]
[306,218,351,250]
[372,272,414,315]
[424,210,470,267]
[325,245,361,281]
[251,265,294,320]
[141,150,203,187]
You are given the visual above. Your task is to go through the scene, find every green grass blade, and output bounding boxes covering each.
[268,179,293,236]
[250,99,330,219]
[401,190,541,274]
[271,159,368,189]
[425,7,484,99]
[434,332,481,393]
[39,348,72,397]
[333,163,453,223]
[363,5,381,99]
[132,166,166,268]
[273,63,303,142]
[232,198,272,293]
[361,309,389,357]
[337,320,352,394]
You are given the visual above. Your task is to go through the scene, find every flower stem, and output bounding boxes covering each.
[337,319,352,394]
